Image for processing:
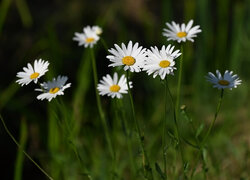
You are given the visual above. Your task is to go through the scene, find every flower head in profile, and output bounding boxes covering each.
[107,41,147,72]
[73,26,100,48]
[92,25,102,35]
[143,45,181,79]
[16,59,49,86]
[97,72,132,99]
[206,70,241,90]
[36,76,71,101]
[163,19,201,43]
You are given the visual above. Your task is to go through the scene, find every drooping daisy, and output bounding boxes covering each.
[97,72,132,99]
[162,19,202,43]
[73,26,100,48]
[92,25,102,35]
[107,41,147,72]
[206,70,241,90]
[143,45,181,79]
[36,75,71,101]
[16,59,49,86]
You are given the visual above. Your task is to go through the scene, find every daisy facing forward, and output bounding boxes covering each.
[163,19,201,43]
[73,26,100,48]
[143,45,181,80]
[206,70,241,90]
[36,75,71,101]
[97,72,132,99]
[107,41,147,72]
[16,59,49,86]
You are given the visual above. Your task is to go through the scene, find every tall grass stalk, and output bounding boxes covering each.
[165,77,187,179]
[0,114,54,180]
[89,48,115,160]
[116,99,136,177]
[126,71,153,179]
[162,79,168,179]
[14,118,27,180]
[175,45,184,120]
[202,89,224,145]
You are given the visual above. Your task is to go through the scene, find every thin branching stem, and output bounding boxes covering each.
[126,71,153,180]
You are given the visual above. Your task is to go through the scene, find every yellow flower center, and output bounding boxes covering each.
[218,80,229,86]
[49,87,60,94]
[177,32,187,38]
[159,60,170,68]
[110,85,120,92]
[85,37,95,43]
[30,72,40,79]
[122,56,135,66]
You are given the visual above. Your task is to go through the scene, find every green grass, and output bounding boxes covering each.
[0,0,249,179]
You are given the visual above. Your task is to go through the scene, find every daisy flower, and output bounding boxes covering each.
[73,26,100,48]
[92,25,102,35]
[107,41,147,72]
[206,70,241,90]
[36,75,71,101]
[143,45,181,79]
[162,19,202,43]
[97,72,132,99]
[16,59,49,86]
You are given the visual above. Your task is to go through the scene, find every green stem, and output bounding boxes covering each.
[202,89,224,145]
[126,71,153,180]
[100,37,109,52]
[165,78,187,180]
[89,48,115,160]
[116,99,136,176]
[175,45,183,120]
[0,114,54,180]
[162,79,168,179]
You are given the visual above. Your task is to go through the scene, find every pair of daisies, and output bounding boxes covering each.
[97,40,241,99]
[16,59,71,101]
[73,25,102,48]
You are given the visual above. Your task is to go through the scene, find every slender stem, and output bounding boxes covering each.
[89,48,115,160]
[116,99,136,176]
[165,78,187,180]
[126,71,153,179]
[175,45,183,120]
[202,89,224,145]
[0,114,54,180]
[162,79,168,179]
[100,37,109,52]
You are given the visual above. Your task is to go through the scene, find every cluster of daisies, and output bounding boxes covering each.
[16,19,241,102]
[16,59,71,101]
[73,20,241,100]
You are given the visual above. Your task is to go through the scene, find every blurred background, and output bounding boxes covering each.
[0,0,249,179]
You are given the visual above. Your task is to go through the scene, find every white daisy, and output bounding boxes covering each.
[107,41,147,72]
[16,59,49,86]
[143,45,181,79]
[73,26,100,48]
[206,70,241,90]
[36,75,71,101]
[162,19,202,43]
[92,25,102,35]
[97,72,132,99]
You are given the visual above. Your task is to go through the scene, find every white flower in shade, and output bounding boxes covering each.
[107,41,147,72]
[92,25,102,35]
[16,59,49,86]
[143,45,181,79]
[73,26,100,48]
[163,19,202,43]
[36,76,71,101]
[206,70,241,90]
[97,72,132,99]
